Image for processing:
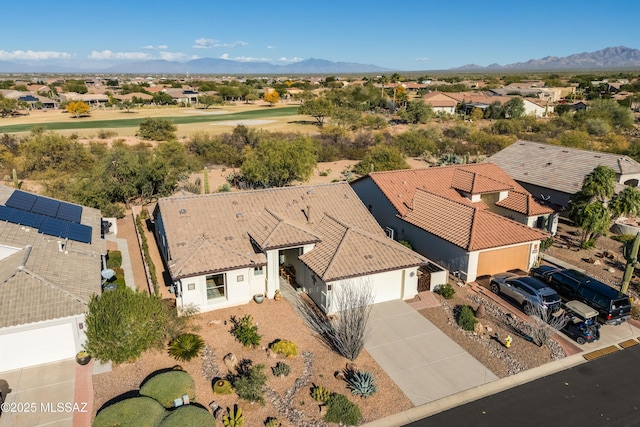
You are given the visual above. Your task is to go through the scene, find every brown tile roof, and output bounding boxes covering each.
[248,208,320,250]
[489,140,640,195]
[0,185,104,328]
[157,183,424,280]
[299,215,427,282]
[360,164,549,250]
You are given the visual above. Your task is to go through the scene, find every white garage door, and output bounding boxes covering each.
[0,323,76,371]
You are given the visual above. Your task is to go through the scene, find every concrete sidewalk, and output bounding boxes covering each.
[365,300,498,406]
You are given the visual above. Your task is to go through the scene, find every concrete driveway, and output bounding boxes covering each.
[365,300,498,406]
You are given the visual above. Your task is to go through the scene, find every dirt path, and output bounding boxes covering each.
[116,214,150,293]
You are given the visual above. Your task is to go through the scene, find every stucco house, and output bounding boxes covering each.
[421,92,458,114]
[489,140,640,208]
[153,183,433,314]
[351,164,552,283]
[0,186,104,371]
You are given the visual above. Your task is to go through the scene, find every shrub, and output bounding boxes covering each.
[106,250,123,268]
[270,340,298,358]
[540,237,554,251]
[264,418,281,427]
[230,314,262,347]
[632,305,640,321]
[213,379,233,394]
[139,370,196,408]
[456,305,477,331]
[271,362,290,377]
[344,369,377,398]
[93,397,166,427]
[168,333,205,362]
[611,234,636,244]
[324,393,362,426]
[112,267,126,290]
[234,363,267,405]
[137,117,177,141]
[223,405,244,427]
[435,283,455,299]
[310,385,331,402]
[158,405,216,427]
[97,129,118,139]
[84,288,170,364]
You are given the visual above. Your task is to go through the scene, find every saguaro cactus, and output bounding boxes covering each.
[621,232,640,294]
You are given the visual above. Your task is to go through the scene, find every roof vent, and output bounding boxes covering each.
[307,189,313,195]
[232,201,238,205]
[236,212,243,219]
[224,236,234,241]
[179,208,187,214]
[364,254,374,260]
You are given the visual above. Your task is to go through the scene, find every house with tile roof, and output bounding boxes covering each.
[351,164,553,283]
[153,182,434,314]
[421,92,458,114]
[0,186,105,371]
[489,140,640,208]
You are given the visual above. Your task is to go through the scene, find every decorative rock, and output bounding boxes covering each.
[345,362,358,372]
[486,326,493,333]
[223,353,238,371]
[334,370,345,381]
[207,319,222,326]
[475,303,486,318]
[608,267,616,273]
[267,348,278,359]
[593,259,601,266]
[473,322,484,334]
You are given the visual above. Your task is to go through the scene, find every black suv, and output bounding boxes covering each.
[531,267,632,325]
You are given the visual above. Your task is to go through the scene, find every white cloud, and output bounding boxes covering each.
[142,44,169,50]
[0,50,72,60]
[219,53,270,62]
[277,56,303,63]
[158,51,189,61]
[267,45,275,49]
[415,57,430,62]
[89,50,151,60]
[193,38,248,49]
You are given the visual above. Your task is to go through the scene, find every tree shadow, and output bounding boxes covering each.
[96,389,140,415]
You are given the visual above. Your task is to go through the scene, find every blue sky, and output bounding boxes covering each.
[1,0,638,71]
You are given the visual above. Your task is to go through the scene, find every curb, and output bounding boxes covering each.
[363,353,586,426]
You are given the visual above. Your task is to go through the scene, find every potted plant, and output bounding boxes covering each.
[273,289,281,301]
[76,350,91,365]
[253,294,265,304]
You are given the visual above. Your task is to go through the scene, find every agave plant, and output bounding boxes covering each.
[345,370,377,398]
[168,333,205,362]
[271,361,290,377]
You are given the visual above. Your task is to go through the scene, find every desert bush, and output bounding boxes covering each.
[84,288,169,364]
[324,393,362,426]
[168,333,205,362]
[294,279,374,361]
[139,370,196,408]
[233,363,267,405]
[270,339,298,358]
[264,417,281,427]
[344,369,377,398]
[310,385,331,402]
[158,405,216,427]
[93,397,166,427]
[435,283,455,299]
[527,305,567,347]
[97,129,118,139]
[106,250,122,268]
[230,314,262,347]
[455,305,477,331]
[271,362,291,377]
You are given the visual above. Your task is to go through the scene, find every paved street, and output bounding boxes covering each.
[406,343,640,427]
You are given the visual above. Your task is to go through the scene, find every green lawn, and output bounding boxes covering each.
[0,106,299,133]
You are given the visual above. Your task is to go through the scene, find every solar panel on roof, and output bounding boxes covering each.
[6,190,37,211]
[15,211,44,228]
[31,197,61,217]
[0,205,13,221]
[56,202,82,223]
[39,217,69,239]
[66,222,92,244]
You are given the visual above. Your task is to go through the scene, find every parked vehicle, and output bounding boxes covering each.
[559,300,601,345]
[536,268,631,325]
[530,265,560,281]
[490,272,562,315]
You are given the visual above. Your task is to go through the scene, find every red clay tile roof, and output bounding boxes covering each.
[362,164,549,250]
[496,191,553,216]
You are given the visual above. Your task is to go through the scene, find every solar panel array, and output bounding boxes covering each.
[1,190,91,244]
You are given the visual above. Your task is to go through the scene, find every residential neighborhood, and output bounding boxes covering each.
[0,67,639,427]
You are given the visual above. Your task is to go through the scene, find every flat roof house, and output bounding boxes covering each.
[153,183,430,314]
[0,186,104,371]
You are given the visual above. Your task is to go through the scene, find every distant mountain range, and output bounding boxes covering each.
[0,58,391,75]
[454,46,640,71]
